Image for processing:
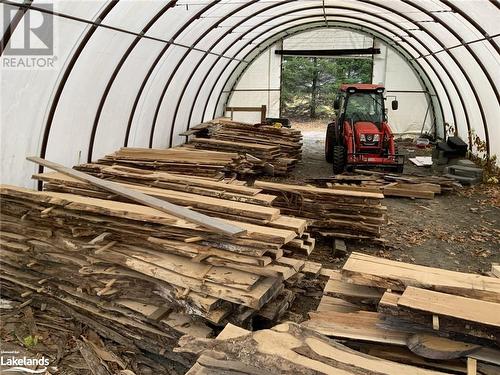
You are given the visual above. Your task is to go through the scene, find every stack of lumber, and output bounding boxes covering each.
[253,180,387,242]
[307,170,459,200]
[177,321,456,374]
[0,183,317,323]
[185,138,290,175]
[212,118,302,159]
[303,252,500,374]
[72,163,383,243]
[74,163,277,206]
[185,118,302,176]
[96,147,254,178]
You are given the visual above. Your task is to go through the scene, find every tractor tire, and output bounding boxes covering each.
[325,123,336,163]
[332,145,346,174]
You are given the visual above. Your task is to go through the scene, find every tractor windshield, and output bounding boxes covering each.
[344,92,384,126]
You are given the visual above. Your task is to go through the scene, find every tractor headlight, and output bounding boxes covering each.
[373,134,380,142]
[360,134,366,142]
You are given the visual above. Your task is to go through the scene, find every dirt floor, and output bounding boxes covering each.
[278,120,500,320]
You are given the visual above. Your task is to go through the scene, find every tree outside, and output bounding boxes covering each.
[281,57,373,121]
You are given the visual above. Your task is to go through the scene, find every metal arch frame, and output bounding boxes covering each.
[439,0,500,53]
[164,0,298,148]
[121,0,221,149]
[199,5,475,137]
[200,3,489,151]
[215,18,441,134]
[362,0,493,154]
[0,1,248,61]
[144,2,456,147]
[183,5,459,139]
[2,0,496,167]
[86,0,178,163]
[403,0,499,101]
[148,0,262,149]
[182,0,295,133]
[191,7,467,138]
[37,0,119,190]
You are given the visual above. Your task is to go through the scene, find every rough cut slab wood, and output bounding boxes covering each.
[379,290,500,343]
[342,252,500,302]
[28,156,246,237]
[361,345,469,374]
[1,185,296,245]
[178,321,451,375]
[407,333,481,360]
[323,277,384,305]
[304,310,409,345]
[315,295,360,313]
[34,172,281,221]
[398,287,500,329]
[254,180,384,199]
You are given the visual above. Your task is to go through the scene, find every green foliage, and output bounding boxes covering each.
[23,335,39,348]
[281,56,372,119]
[469,130,499,183]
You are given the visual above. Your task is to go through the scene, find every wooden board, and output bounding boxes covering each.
[379,290,500,343]
[304,310,409,345]
[342,252,500,303]
[254,180,384,199]
[323,277,384,304]
[27,157,246,237]
[316,295,360,313]
[491,263,500,278]
[398,287,500,328]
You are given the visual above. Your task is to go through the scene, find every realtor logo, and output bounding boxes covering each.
[4,3,53,55]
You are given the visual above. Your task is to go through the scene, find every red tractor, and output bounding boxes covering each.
[325,84,404,173]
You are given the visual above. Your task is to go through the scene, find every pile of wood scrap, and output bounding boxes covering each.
[0,303,177,374]
[303,252,500,374]
[183,118,302,176]
[307,170,460,199]
[177,321,459,374]
[96,147,254,178]
[253,180,387,242]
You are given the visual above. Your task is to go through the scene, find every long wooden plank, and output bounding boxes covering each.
[398,287,500,328]
[254,180,385,199]
[304,310,408,345]
[379,291,500,343]
[27,156,246,237]
[316,295,360,313]
[342,252,500,303]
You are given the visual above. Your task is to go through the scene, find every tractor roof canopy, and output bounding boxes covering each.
[340,84,385,93]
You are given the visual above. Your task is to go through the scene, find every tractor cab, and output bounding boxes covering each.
[325,84,404,173]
